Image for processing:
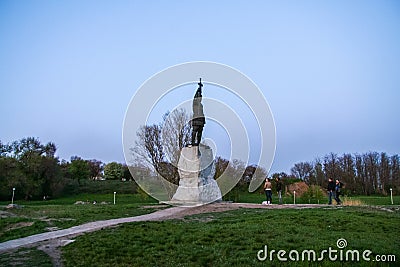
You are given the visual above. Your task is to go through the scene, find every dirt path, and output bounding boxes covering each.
[0,203,326,266]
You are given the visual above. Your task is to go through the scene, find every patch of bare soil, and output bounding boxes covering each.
[286,182,309,196]
[41,217,76,223]
[37,238,76,267]
[0,210,16,218]
[4,222,34,232]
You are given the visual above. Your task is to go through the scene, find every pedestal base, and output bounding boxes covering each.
[171,145,222,206]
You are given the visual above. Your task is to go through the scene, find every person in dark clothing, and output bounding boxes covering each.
[275,177,283,204]
[327,178,336,205]
[334,179,342,205]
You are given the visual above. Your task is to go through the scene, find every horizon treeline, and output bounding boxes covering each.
[1,137,399,200]
[289,152,400,195]
[0,137,134,200]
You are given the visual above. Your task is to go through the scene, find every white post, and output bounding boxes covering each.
[390,188,393,205]
[113,192,116,205]
[293,190,296,205]
[11,188,15,205]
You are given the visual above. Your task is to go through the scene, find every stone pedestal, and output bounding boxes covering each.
[171,145,222,205]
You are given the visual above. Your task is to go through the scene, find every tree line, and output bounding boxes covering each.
[2,134,397,201]
[133,109,399,196]
[289,152,400,195]
[0,137,134,200]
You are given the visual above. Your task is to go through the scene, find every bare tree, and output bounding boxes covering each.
[88,159,104,179]
[340,153,356,193]
[132,109,191,186]
[379,152,390,194]
[133,124,164,174]
[217,158,247,197]
[214,156,229,179]
[161,109,191,168]
[252,165,268,185]
[291,162,313,182]
[313,158,325,186]
[365,152,379,194]
[390,155,400,191]
[355,154,367,194]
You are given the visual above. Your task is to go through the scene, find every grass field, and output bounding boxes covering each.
[60,206,400,267]
[1,192,398,243]
[224,189,400,206]
[1,192,399,266]
[0,248,52,267]
[0,194,158,243]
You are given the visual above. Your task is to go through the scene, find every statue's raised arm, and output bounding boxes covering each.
[195,78,203,98]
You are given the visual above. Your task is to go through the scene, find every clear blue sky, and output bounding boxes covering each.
[1,1,399,173]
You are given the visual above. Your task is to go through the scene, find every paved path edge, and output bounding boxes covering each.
[0,206,186,252]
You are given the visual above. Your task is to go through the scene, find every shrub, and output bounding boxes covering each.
[300,185,326,204]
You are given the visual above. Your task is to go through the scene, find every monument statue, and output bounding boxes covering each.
[170,78,222,205]
[191,78,205,146]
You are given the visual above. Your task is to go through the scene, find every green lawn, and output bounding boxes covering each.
[1,191,398,243]
[0,248,52,267]
[354,195,400,206]
[1,192,399,266]
[0,194,159,242]
[225,189,400,206]
[61,206,400,267]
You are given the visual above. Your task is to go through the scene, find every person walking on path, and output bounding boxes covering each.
[334,179,342,205]
[264,178,273,205]
[275,177,283,204]
[327,178,336,205]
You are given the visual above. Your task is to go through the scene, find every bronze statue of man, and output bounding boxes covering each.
[191,78,205,145]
